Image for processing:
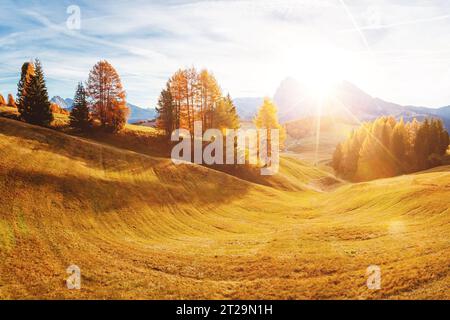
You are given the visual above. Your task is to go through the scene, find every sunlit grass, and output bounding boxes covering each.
[0,116,448,299]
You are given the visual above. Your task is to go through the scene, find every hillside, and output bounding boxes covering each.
[0,117,449,299]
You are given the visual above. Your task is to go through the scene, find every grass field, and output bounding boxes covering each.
[0,116,449,299]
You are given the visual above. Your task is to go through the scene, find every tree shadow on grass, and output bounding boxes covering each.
[2,166,252,216]
[0,118,253,204]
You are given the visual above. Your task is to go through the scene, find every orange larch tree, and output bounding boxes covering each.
[86,60,129,132]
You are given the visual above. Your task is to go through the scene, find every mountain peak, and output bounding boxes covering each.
[50,96,73,109]
[232,78,450,128]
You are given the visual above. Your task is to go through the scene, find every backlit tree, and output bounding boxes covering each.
[254,98,286,150]
[86,60,129,132]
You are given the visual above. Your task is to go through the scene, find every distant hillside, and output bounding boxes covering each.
[50,96,156,123]
[127,103,157,123]
[233,97,264,120]
[233,79,450,128]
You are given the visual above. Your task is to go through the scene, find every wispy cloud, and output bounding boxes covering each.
[1,0,450,108]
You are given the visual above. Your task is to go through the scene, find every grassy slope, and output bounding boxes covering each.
[0,116,449,299]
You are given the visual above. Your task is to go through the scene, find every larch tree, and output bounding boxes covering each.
[70,82,91,130]
[20,59,53,126]
[254,98,286,150]
[16,61,35,116]
[161,68,225,136]
[198,69,221,129]
[86,60,129,132]
[7,94,17,108]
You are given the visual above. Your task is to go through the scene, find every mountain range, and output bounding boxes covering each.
[50,96,157,123]
[233,78,450,128]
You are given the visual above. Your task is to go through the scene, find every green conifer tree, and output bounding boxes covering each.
[70,82,91,130]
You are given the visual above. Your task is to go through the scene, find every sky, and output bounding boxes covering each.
[1,0,450,109]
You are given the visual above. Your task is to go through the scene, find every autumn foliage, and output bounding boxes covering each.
[0,93,19,108]
[254,98,286,150]
[333,116,450,181]
[86,60,129,132]
[7,94,16,108]
[156,68,239,137]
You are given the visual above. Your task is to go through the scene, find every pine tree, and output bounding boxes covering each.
[16,62,35,116]
[20,59,53,126]
[156,81,175,137]
[70,82,91,130]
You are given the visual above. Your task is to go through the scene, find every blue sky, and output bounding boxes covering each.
[1,0,450,108]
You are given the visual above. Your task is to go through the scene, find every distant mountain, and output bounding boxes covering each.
[126,103,156,123]
[50,96,156,124]
[51,96,73,109]
[233,78,450,129]
[233,97,264,120]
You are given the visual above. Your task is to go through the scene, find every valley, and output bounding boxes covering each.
[0,116,448,299]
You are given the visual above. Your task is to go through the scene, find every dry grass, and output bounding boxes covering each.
[0,116,448,300]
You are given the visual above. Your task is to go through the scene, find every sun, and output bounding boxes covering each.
[284,47,348,100]
[302,51,343,100]
[305,75,338,100]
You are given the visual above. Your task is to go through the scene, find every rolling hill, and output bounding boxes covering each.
[0,116,448,299]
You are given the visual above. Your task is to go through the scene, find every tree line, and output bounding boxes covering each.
[8,58,286,157]
[156,67,240,137]
[14,59,129,132]
[333,116,450,181]
[0,93,17,108]
[155,68,286,152]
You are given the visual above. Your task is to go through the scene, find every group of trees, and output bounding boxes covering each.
[11,58,287,160]
[155,68,286,166]
[333,116,450,181]
[156,68,240,137]
[14,59,129,132]
[0,93,17,108]
[16,59,53,126]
